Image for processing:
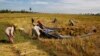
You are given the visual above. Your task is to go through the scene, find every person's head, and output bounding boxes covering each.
[37,20,42,24]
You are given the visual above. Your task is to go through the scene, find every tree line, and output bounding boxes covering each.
[0,9,100,16]
[0,9,30,13]
[0,8,38,13]
[83,13,100,16]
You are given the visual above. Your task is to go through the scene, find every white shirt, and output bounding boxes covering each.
[5,26,14,36]
[33,26,42,36]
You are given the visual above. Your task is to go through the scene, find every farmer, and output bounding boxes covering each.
[69,19,75,26]
[5,24,15,43]
[51,18,57,28]
[37,20,44,29]
[52,18,57,23]
[32,23,43,39]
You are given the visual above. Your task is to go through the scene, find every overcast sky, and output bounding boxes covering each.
[0,0,100,14]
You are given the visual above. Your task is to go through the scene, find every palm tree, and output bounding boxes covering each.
[29,8,32,12]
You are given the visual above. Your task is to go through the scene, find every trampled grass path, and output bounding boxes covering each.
[0,42,49,56]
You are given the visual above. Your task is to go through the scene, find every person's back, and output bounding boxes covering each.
[32,23,43,39]
[5,26,14,36]
[5,25,15,43]
[34,26,41,36]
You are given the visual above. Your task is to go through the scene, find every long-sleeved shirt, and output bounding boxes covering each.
[33,26,42,36]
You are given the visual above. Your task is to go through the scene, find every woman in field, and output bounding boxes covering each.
[5,24,15,43]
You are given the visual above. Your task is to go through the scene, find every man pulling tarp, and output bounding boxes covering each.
[32,21,72,39]
[32,19,97,39]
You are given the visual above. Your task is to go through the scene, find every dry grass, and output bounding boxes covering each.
[0,42,49,56]
[40,34,99,56]
[0,13,100,56]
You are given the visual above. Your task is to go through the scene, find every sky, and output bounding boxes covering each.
[0,0,100,14]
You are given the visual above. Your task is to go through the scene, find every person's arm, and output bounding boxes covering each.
[38,26,44,31]
[11,27,14,37]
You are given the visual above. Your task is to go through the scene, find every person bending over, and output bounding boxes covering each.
[5,25,15,43]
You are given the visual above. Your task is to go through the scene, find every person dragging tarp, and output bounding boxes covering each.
[32,23,43,39]
[32,21,60,39]
[5,24,16,43]
[32,19,72,39]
